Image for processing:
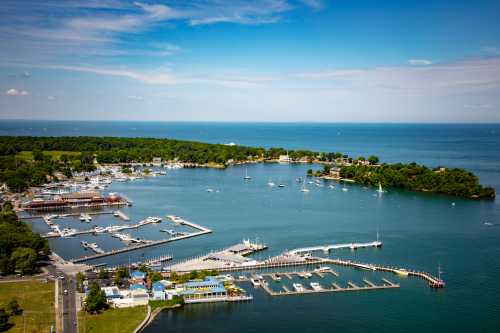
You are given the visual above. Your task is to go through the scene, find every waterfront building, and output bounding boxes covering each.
[102,286,121,300]
[152,282,166,300]
[130,270,147,283]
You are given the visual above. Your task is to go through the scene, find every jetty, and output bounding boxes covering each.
[289,240,382,255]
[70,221,211,263]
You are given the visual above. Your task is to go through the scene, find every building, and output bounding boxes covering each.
[130,270,146,283]
[181,277,228,303]
[152,282,166,300]
[102,286,121,300]
[152,157,162,166]
[278,155,290,163]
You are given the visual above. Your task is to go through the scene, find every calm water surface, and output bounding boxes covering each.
[4,121,500,332]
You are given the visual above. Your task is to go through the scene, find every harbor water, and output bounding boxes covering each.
[3,121,500,332]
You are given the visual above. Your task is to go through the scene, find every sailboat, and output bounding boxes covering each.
[376,182,385,194]
[301,182,310,193]
[430,264,445,288]
[244,168,252,181]
[267,178,276,187]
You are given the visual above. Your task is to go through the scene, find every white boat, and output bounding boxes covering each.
[113,211,120,217]
[342,187,349,192]
[310,282,322,291]
[376,182,385,194]
[207,188,214,192]
[244,168,252,181]
[146,216,162,223]
[301,182,310,192]
[79,213,92,222]
[293,283,304,292]
[250,278,260,287]
[278,183,286,188]
[328,185,335,189]
[314,266,331,272]
[267,178,276,187]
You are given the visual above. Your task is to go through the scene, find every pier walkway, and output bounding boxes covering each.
[289,241,382,255]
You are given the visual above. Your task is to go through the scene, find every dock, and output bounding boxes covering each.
[113,210,130,221]
[70,222,212,263]
[289,240,382,255]
[260,279,399,297]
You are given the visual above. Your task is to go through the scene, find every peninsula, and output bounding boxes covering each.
[0,136,495,199]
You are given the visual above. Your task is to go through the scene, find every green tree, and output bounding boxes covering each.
[10,247,37,274]
[84,282,108,313]
[98,268,109,279]
[0,308,10,331]
[32,150,44,162]
[76,272,85,292]
[368,155,379,165]
[307,169,313,177]
[6,299,22,316]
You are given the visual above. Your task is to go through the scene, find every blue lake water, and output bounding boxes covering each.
[3,120,500,332]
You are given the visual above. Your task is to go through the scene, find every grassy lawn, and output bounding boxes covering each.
[16,150,81,161]
[0,279,55,333]
[78,306,148,333]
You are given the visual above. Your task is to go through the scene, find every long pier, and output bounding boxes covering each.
[289,241,382,255]
[70,222,212,263]
[323,258,444,288]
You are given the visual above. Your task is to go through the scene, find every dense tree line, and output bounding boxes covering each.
[340,163,496,199]
[0,203,49,275]
[0,136,495,199]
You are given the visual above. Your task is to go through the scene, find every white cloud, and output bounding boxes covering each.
[408,59,433,66]
[33,64,186,85]
[295,58,500,96]
[5,88,28,96]
[6,88,19,96]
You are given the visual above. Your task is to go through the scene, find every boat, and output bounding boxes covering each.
[244,168,252,181]
[342,187,349,192]
[207,188,214,192]
[314,266,331,272]
[79,213,92,222]
[293,283,304,292]
[250,278,260,287]
[301,182,310,192]
[267,178,276,187]
[296,177,303,183]
[146,216,162,223]
[310,282,322,291]
[430,265,445,288]
[376,182,385,194]
[113,211,119,217]
[328,185,335,189]
[278,183,286,188]
[484,222,493,226]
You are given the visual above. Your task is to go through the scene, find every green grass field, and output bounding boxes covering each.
[78,306,148,333]
[0,279,55,333]
[16,150,81,161]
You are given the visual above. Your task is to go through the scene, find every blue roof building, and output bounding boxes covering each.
[130,283,147,291]
[131,270,146,280]
[181,277,228,303]
[152,281,166,300]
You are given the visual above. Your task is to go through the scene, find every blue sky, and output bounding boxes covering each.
[1,0,500,122]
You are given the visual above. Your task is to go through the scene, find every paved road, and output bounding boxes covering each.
[47,265,78,333]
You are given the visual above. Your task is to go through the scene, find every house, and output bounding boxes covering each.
[152,157,162,166]
[129,283,147,292]
[151,282,166,300]
[102,286,121,299]
[130,270,146,283]
[278,155,290,163]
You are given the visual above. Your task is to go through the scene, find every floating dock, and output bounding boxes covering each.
[70,221,211,263]
[260,279,399,296]
[289,240,382,255]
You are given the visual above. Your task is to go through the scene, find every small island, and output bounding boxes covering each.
[0,136,495,199]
